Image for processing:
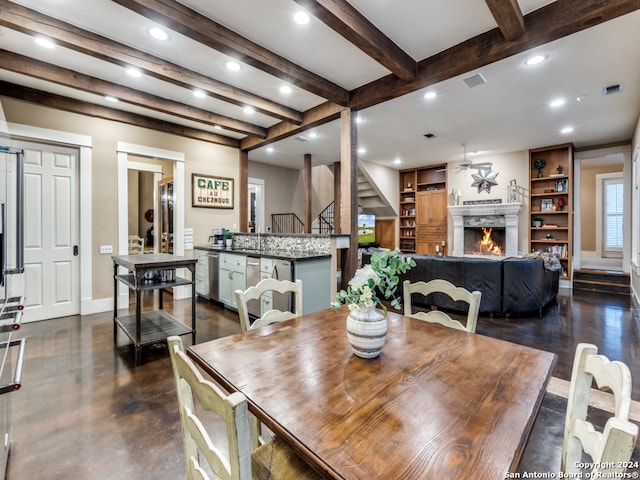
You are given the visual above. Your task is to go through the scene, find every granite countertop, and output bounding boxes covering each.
[194,245,330,261]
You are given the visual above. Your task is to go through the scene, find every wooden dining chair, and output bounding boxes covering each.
[167,336,320,480]
[402,279,481,333]
[235,278,303,333]
[561,343,638,476]
[127,235,144,254]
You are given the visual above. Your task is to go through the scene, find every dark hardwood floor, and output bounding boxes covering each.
[5,288,640,479]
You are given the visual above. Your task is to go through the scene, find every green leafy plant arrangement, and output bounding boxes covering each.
[224,230,234,239]
[332,249,416,313]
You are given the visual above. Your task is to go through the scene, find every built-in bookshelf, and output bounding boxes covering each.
[399,165,447,254]
[529,143,573,279]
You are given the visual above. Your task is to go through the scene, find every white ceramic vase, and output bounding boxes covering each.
[346,304,387,359]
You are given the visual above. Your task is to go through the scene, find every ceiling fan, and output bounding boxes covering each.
[436,144,492,173]
[456,144,492,171]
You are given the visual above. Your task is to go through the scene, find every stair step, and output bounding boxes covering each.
[573,269,629,285]
[573,269,630,295]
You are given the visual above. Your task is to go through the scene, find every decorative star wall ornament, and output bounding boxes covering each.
[471,167,499,193]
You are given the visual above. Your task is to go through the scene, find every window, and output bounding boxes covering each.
[603,178,623,252]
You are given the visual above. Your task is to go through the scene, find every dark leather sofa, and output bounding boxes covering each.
[362,251,559,317]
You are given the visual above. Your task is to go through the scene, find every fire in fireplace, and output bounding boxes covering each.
[464,227,506,256]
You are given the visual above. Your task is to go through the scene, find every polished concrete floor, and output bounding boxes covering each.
[5,288,640,479]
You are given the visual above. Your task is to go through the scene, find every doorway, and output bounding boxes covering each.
[127,159,163,254]
[248,177,265,233]
[575,147,630,273]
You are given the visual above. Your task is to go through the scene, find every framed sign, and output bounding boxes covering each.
[192,173,234,208]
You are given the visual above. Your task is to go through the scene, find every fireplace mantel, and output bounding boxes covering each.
[449,203,523,257]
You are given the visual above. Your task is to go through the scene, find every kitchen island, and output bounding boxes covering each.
[195,240,333,317]
[112,253,196,365]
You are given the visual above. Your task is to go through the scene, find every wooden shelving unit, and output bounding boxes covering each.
[528,143,573,279]
[399,165,447,254]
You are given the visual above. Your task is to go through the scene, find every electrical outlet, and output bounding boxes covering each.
[100,245,113,254]
[184,227,193,235]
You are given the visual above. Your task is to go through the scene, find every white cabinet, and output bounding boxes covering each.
[194,249,209,297]
[218,253,246,309]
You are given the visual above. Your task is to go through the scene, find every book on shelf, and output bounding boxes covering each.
[547,244,568,257]
[542,224,558,228]
[549,173,565,177]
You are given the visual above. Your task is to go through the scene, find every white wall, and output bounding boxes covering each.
[447,150,529,254]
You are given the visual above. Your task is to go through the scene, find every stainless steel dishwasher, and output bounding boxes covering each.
[207,251,220,302]
[245,257,261,317]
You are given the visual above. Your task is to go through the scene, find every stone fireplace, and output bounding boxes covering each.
[449,203,523,257]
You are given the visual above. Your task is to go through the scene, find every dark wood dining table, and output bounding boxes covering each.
[188,307,557,479]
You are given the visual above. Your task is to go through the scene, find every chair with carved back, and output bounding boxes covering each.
[234,278,303,447]
[561,343,638,476]
[128,235,144,254]
[167,336,320,480]
[402,279,481,333]
[235,278,303,333]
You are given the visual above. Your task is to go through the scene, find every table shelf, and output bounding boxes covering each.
[116,311,192,346]
[112,254,197,366]
[115,274,192,291]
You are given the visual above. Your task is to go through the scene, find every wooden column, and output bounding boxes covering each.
[333,161,341,230]
[304,153,312,233]
[339,108,358,288]
[239,150,248,232]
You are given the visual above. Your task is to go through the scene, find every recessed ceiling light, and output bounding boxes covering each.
[308,132,318,139]
[525,54,548,66]
[279,85,292,94]
[193,89,206,98]
[226,61,242,72]
[358,148,366,155]
[576,95,587,103]
[561,126,574,134]
[294,11,310,24]
[266,147,274,153]
[35,37,55,49]
[394,158,402,165]
[243,106,255,114]
[423,91,437,100]
[550,98,566,108]
[126,67,142,78]
[356,115,363,124]
[147,26,169,41]
[105,95,119,103]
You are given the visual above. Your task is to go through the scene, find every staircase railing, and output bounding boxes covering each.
[271,213,305,234]
[316,202,334,234]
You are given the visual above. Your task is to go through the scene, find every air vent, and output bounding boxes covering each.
[462,73,487,88]
[603,83,623,96]
[423,133,436,138]
[295,135,309,142]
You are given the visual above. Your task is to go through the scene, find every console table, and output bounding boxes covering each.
[112,254,196,365]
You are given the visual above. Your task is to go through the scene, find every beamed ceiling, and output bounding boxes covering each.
[0,0,639,169]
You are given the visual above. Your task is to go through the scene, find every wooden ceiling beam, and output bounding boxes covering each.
[0,50,267,138]
[0,81,240,148]
[484,0,525,41]
[112,0,350,106]
[241,101,342,151]
[243,0,640,151]
[350,0,640,110]
[292,0,416,80]
[0,1,303,125]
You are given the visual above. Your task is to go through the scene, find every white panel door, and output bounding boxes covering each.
[22,144,79,322]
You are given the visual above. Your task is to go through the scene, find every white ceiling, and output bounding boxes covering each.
[1,0,638,170]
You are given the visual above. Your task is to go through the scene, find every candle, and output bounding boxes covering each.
[457,190,461,198]
[436,245,439,253]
